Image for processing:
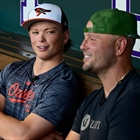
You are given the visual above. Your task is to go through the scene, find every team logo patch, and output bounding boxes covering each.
[35,8,51,16]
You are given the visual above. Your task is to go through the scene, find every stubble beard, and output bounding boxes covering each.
[82,62,94,73]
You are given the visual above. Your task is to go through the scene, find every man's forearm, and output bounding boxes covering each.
[0,111,56,140]
[0,111,25,139]
[0,94,6,111]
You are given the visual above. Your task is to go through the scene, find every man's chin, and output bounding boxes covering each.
[82,64,90,72]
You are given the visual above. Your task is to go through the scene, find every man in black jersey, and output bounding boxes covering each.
[66,8,140,140]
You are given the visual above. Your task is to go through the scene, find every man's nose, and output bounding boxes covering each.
[38,34,46,42]
[80,39,88,50]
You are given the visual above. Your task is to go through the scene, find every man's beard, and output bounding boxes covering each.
[82,63,94,73]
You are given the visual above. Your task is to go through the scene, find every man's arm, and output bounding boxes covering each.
[41,130,80,140]
[65,130,80,140]
[40,131,63,140]
[0,94,5,111]
[0,111,55,140]
[0,94,5,140]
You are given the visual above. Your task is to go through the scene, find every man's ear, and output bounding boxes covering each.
[115,37,127,56]
[28,31,31,37]
[63,30,69,44]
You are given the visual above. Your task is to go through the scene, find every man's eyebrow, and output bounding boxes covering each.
[46,27,58,30]
[30,27,58,31]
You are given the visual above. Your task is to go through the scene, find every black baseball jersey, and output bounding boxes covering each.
[72,69,140,140]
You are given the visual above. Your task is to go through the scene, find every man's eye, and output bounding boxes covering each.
[47,30,55,34]
[90,37,95,41]
[32,31,38,35]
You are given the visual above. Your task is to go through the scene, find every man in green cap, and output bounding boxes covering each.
[65,8,140,140]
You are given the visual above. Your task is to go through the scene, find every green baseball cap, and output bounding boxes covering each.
[84,9,140,39]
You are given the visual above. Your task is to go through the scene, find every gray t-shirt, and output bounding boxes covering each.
[0,58,79,137]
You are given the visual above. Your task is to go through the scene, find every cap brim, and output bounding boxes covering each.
[128,34,140,39]
[22,18,62,30]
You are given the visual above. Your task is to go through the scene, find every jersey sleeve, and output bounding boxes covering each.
[71,108,82,134]
[71,94,92,134]
[71,90,99,134]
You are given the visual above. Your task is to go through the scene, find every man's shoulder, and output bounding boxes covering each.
[9,58,35,68]
[1,58,35,79]
[48,60,75,80]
